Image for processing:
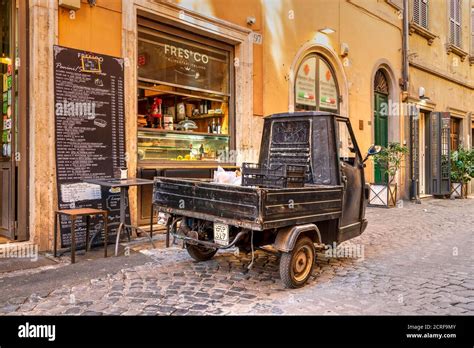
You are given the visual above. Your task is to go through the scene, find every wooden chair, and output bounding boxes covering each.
[54,208,108,264]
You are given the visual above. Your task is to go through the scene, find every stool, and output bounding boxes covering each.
[54,208,108,264]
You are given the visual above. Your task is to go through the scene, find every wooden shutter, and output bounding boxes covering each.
[449,0,462,47]
[420,0,428,28]
[471,7,474,53]
[413,0,428,28]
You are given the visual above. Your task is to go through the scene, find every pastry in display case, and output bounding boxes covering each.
[137,128,229,162]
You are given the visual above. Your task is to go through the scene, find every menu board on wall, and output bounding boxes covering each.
[53,45,128,248]
[319,61,338,110]
[295,57,316,107]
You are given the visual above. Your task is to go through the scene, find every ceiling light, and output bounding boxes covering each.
[319,27,335,34]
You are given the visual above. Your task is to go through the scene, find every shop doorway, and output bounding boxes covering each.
[0,0,28,242]
[373,70,389,183]
[0,0,15,240]
[418,111,431,195]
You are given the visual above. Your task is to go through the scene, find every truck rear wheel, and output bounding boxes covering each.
[186,243,218,262]
[279,236,315,288]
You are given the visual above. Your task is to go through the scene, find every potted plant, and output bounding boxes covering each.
[369,142,409,207]
[450,147,474,199]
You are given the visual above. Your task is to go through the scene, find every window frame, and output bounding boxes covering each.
[294,54,340,113]
[449,0,462,48]
[336,120,358,167]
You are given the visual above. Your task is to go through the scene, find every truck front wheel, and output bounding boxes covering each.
[186,243,218,262]
[279,236,315,288]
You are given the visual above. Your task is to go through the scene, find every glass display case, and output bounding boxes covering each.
[137,128,229,163]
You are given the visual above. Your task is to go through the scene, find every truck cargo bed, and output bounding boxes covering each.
[153,177,343,231]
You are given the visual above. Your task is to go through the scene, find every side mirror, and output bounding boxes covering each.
[363,144,382,163]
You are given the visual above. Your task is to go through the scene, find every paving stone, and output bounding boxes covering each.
[64,307,82,314]
[190,304,209,311]
[4,199,473,316]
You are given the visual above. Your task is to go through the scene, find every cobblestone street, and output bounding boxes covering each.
[1,198,473,315]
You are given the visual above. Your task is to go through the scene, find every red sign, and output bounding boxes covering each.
[138,53,147,67]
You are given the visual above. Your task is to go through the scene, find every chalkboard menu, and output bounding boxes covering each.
[53,45,128,248]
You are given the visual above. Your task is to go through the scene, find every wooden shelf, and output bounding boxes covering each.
[137,84,227,103]
[138,161,238,169]
[189,114,225,120]
[138,146,191,150]
[138,127,229,137]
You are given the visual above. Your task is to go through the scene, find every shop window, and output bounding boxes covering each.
[413,0,429,29]
[294,54,339,113]
[136,19,233,164]
[449,0,462,47]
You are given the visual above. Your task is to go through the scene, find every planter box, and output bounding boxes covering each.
[450,182,467,198]
[368,183,397,207]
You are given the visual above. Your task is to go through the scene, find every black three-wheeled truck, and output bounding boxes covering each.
[153,112,380,288]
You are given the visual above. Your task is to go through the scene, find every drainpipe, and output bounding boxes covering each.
[402,0,417,201]
[402,0,409,93]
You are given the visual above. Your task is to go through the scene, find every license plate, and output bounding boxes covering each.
[214,223,229,246]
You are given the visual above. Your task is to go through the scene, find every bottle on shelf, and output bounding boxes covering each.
[211,118,216,134]
[203,100,208,114]
[199,144,205,160]
[217,118,221,134]
[207,121,212,133]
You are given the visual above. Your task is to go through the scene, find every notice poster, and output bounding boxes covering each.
[295,57,316,107]
[53,45,129,248]
[319,61,338,110]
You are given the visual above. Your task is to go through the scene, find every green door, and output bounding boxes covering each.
[374,92,388,183]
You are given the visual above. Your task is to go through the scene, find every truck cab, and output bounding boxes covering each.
[259,111,371,243]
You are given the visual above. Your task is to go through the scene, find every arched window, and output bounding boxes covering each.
[294,54,340,112]
[374,70,389,95]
